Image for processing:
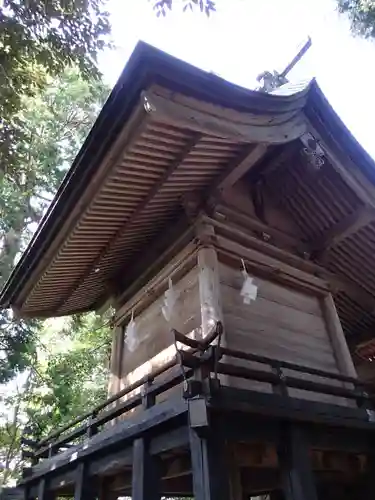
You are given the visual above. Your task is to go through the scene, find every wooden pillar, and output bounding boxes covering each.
[321,293,357,379]
[132,438,161,500]
[189,403,230,500]
[107,325,124,397]
[196,220,223,339]
[278,424,318,500]
[189,427,231,500]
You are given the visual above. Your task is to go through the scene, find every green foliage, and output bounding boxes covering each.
[0,0,110,175]
[152,0,216,16]
[0,68,111,484]
[0,68,109,386]
[27,311,112,439]
[338,0,375,38]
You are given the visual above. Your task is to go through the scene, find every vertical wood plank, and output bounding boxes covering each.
[321,294,357,378]
[189,427,230,500]
[132,438,161,500]
[278,424,318,500]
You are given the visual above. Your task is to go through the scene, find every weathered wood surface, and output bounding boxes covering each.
[118,266,201,406]
[22,396,188,485]
[219,261,352,405]
[144,87,307,144]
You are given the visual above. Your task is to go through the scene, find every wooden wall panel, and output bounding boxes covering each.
[219,261,351,405]
[117,265,201,408]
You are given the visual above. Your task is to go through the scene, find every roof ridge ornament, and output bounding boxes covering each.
[256,37,312,93]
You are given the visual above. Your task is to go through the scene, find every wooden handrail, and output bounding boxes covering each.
[29,331,375,462]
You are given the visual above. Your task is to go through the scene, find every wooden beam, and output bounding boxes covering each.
[144,89,307,144]
[278,424,318,500]
[312,205,375,259]
[211,144,268,193]
[132,438,161,500]
[206,214,375,314]
[212,203,310,254]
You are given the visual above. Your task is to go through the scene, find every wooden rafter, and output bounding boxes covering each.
[56,132,202,314]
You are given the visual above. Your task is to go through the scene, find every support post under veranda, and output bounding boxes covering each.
[278,424,318,500]
[132,438,161,500]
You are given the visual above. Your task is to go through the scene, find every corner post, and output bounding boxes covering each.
[189,427,231,500]
[196,218,223,339]
[132,438,161,500]
[321,293,357,379]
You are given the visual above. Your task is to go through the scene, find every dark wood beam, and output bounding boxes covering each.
[312,205,375,260]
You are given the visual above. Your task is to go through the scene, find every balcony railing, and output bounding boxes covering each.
[22,323,375,468]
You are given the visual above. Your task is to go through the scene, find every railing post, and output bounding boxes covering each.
[141,377,155,409]
[272,363,288,397]
[132,438,161,500]
[86,411,98,438]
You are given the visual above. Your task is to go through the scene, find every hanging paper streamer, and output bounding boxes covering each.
[162,278,179,323]
[125,310,139,352]
[240,259,258,305]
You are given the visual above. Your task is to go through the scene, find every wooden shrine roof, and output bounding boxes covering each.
[2,42,375,362]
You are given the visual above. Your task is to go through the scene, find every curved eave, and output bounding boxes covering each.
[0,42,311,316]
